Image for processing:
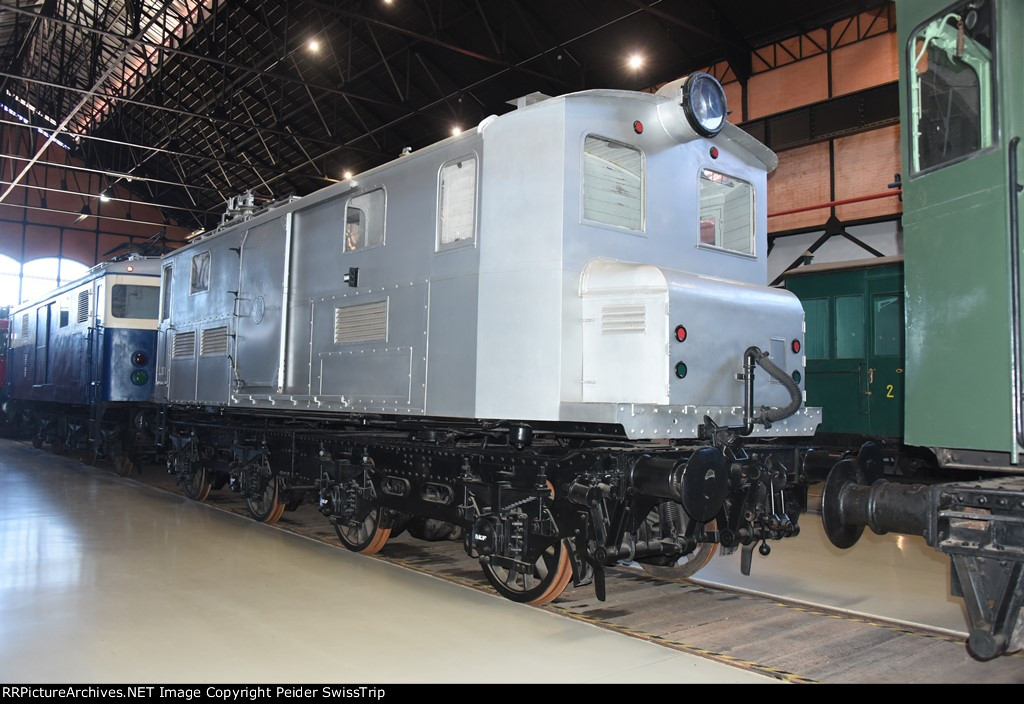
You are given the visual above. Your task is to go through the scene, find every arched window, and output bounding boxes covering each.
[19,257,90,304]
[0,254,21,309]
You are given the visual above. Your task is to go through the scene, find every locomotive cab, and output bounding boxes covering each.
[473,82,819,439]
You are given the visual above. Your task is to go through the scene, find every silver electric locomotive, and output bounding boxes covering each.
[158,74,819,604]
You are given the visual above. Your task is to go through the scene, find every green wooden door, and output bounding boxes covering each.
[788,262,905,438]
[865,269,904,437]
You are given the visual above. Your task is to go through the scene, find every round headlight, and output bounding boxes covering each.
[682,72,727,137]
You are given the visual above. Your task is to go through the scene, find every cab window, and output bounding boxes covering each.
[344,189,386,252]
[698,169,754,256]
[111,284,160,320]
[190,251,210,294]
[583,135,643,231]
[59,297,69,328]
[161,266,172,322]
[438,156,477,249]
[908,1,995,174]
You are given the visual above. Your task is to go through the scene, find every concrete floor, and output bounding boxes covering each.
[695,497,969,636]
[0,440,774,684]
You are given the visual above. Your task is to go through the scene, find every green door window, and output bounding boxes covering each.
[908,0,995,175]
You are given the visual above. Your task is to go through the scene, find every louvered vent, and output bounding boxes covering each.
[601,304,646,334]
[334,300,388,344]
[201,326,229,357]
[20,314,28,338]
[172,331,196,358]
[76,291,89,323]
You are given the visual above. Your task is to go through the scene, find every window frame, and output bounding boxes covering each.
[110,283,161,321]
[580,133,646,234]
[58,296,69,328]
[343,187,387,254]
[190,251,211,295]
[436,154,479,252]
[871,293,904,358]
[905,0,999,179]
[696,168,757,259]
[834,294,866,360]
[160,265,172,322]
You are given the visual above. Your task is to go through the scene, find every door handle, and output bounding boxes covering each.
[868,367,874,385]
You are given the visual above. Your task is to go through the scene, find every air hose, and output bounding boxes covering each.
[753,350,802,424]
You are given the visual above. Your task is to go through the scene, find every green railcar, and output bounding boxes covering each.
[820,0,1024,660]
[901,0,1023,468]
[784,257,905,441]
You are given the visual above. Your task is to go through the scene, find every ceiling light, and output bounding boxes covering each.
[343,170,353,180]
[451,126,462,136]
[308,39,321,52]
[628,54,644,70]
[99,192,111,202]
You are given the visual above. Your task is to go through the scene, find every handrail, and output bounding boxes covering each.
[768,190,902,218]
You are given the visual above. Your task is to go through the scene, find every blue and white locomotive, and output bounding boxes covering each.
[5,256,161,473]
[156,74,818,603]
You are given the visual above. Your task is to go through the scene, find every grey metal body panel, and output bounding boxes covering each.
[161,228,241,403]
[235,217,288,391]
[157,89,818,439]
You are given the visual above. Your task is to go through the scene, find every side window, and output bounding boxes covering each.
[908,1,995,174]
[698,170,754,255]
[59,297,69,328]
[872,294,904,357]
[190,251,210,294]
[344,189,386,252]
[835,295,865,359]
[583,135,643,231]
[161,266,172,322]
[438,156,477,249]
[802,298,830,360]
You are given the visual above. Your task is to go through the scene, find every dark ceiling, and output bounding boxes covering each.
[0,0,885,236]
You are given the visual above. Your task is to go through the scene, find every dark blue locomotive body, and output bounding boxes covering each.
[5,256,162,466]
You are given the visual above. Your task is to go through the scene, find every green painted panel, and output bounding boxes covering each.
[898,0,1023,454]
[786,264,903,437]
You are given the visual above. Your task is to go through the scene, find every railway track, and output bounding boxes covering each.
[43,445,1024,683]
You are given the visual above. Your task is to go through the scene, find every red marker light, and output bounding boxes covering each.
[791,339,801,354]
[633,120,644,134]
[710,146,719,159]
[674,325,687,343]
[132,351,148,366]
